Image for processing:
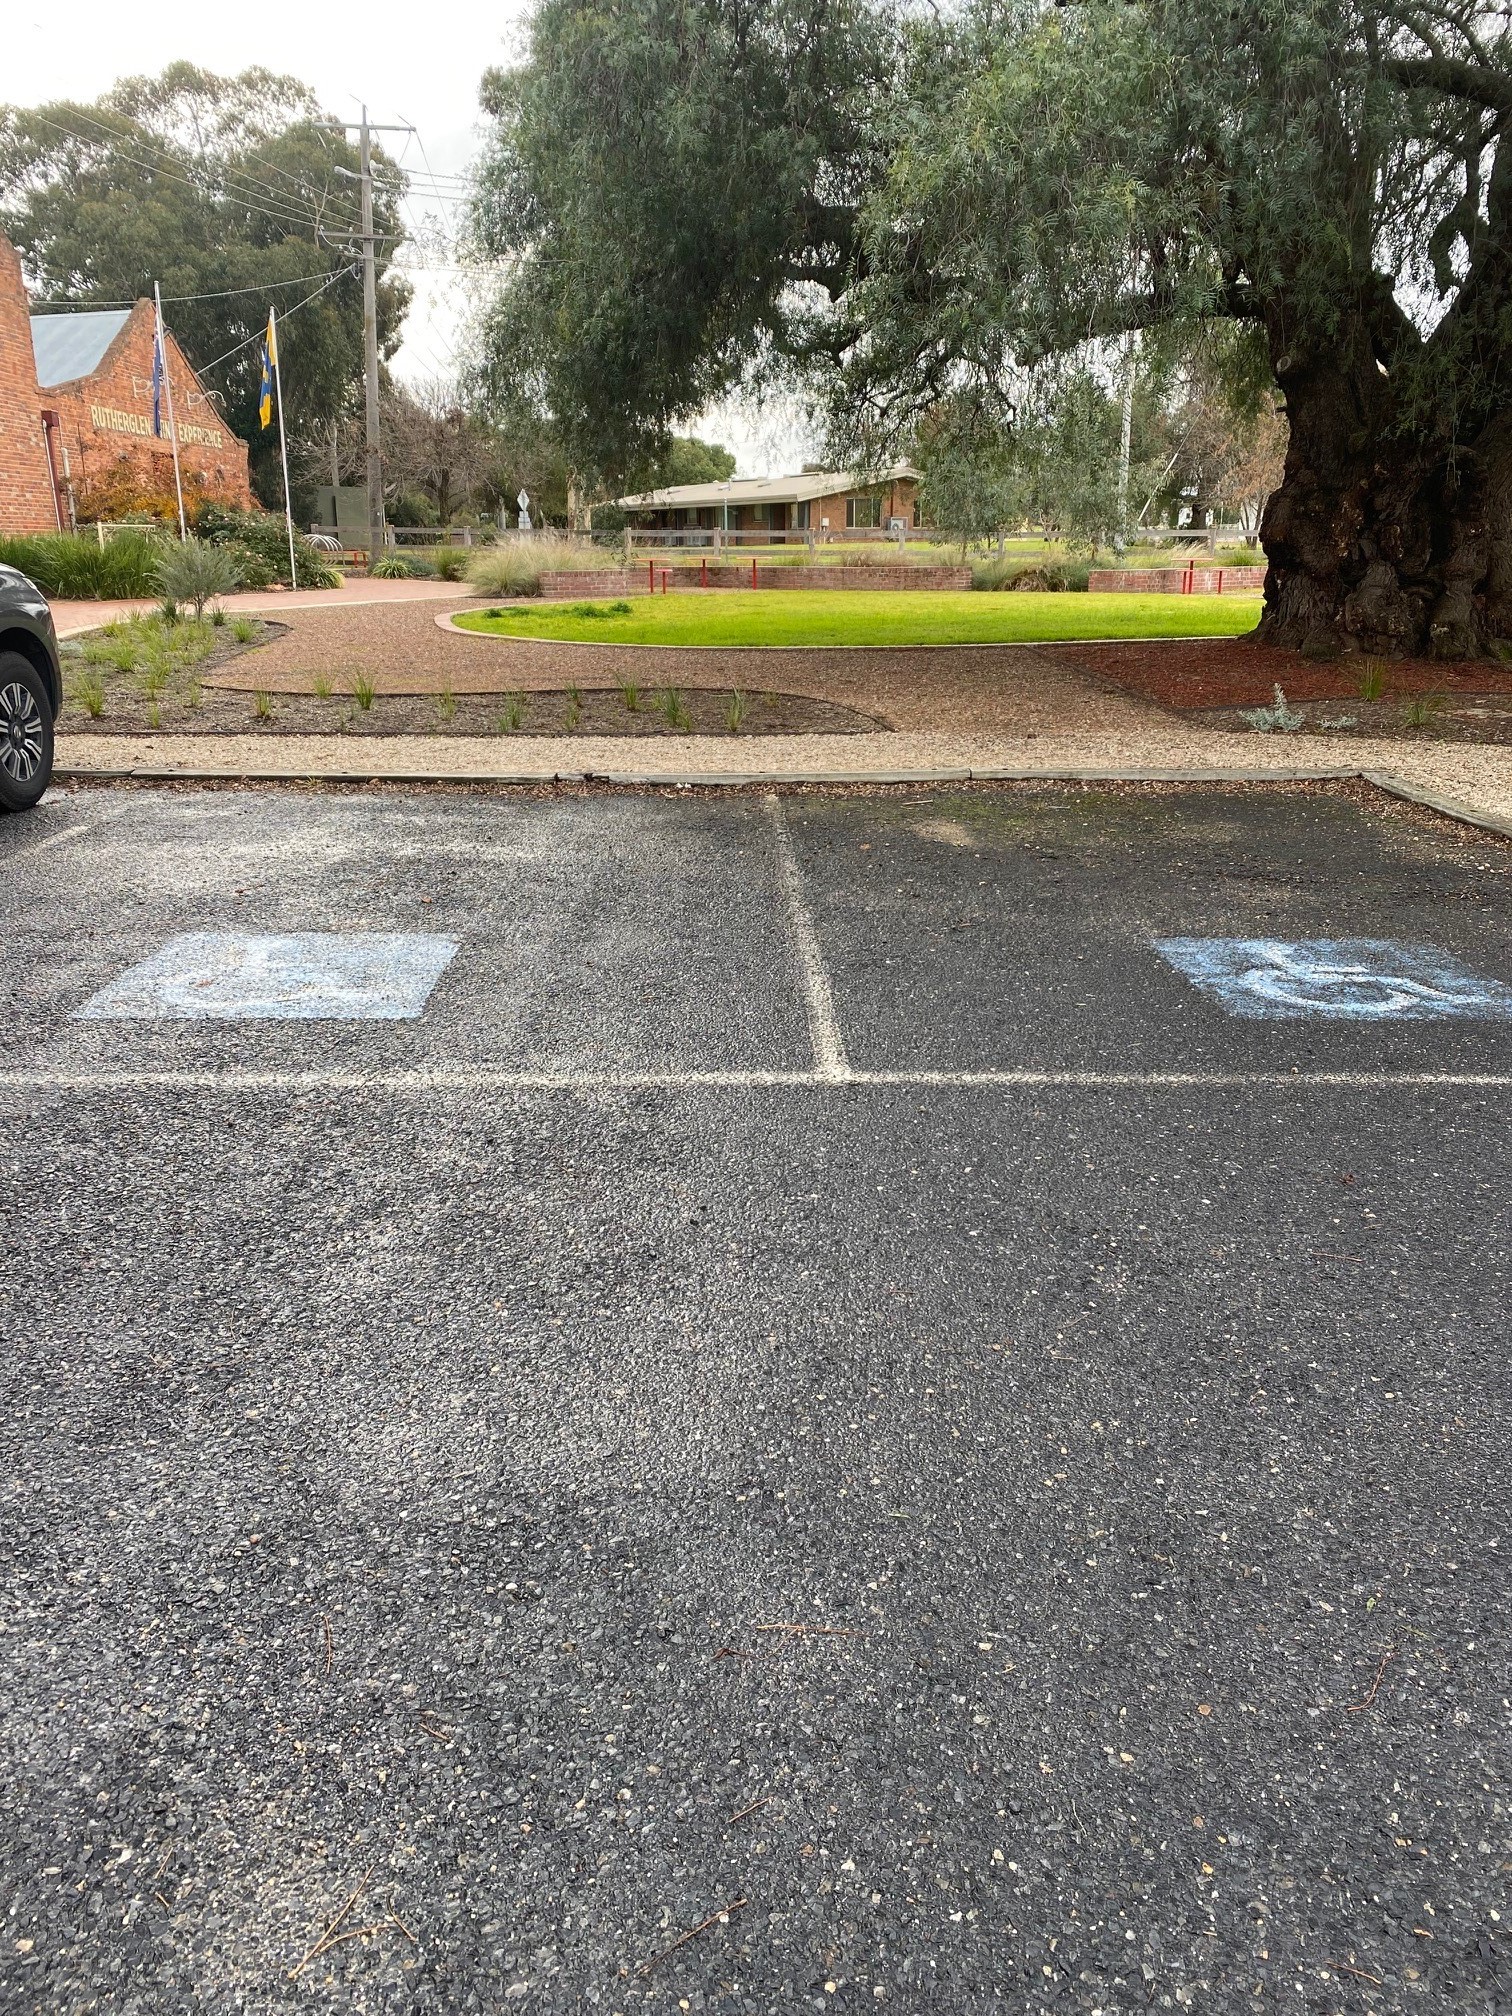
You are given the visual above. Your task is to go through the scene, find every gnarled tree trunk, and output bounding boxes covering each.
[1256,315,1512,660]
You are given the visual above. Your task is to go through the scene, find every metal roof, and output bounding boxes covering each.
[617,463,919,510]
[29,308,133,388]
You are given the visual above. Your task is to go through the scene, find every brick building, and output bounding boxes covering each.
[617,463,924,538]
[0,234,252,533]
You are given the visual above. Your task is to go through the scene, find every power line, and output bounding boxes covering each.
[191,264,358,377]
[30,267,359,312]
[25,108,365,242]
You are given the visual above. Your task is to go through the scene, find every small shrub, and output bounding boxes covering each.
[468,548,543,597]
[253,689,275,720]
[186,677,203,709]
[76,667,105,718]
[617,673,643,712]
[431,546,470,582]
[352,673,376,712]
[1357,658,1388,701]
[210,605,228,627]
[1402,688,1448,727]
[724,689,747,734]
[191,503,338,591]
[231,616,257,645]
[153,537,244,620]
[563,684,582,729]
[1240,683,1304,733]
[437,685,457,720]
[659,687,692,731]
[158,597,180,625]
[497,691,527,733]
[370,553,411,579]
[146,699,162,729]
[312,672,333,700]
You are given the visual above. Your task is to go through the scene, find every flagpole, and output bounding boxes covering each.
[270,307,298,590]
[153,283,188,541]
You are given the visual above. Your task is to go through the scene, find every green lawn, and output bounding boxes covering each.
[453,589,1263,649]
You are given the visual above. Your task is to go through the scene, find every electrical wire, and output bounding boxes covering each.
[24,108,365,241]
[29,267,360,311]
[191,263,358,377]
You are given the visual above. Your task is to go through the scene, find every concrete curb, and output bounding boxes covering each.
[1362,768,1512,841]
[46,757,1512,842]
[54,759,1359,790]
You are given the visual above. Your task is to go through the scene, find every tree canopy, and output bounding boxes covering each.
[0,63,410,512]
[475,0,1512,655]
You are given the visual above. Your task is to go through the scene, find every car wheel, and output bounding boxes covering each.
[0,653,55,813]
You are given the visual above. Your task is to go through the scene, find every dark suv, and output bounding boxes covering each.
[0,564,61,813]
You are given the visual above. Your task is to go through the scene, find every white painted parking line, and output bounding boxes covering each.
[767,794,851,1082]
[1156,936,1512,1020]
[3,1067,1510,1093]
[75,932,458,1021]
[0,801,123,870]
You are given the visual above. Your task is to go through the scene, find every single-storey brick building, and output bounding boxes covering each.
[617,463,923,537]
[0,234,251,533]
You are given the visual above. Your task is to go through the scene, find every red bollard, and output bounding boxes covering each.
[751,557,758,590]
[1216,568,1224,595]
[700,558,708,588]
[662,569,668,594]
[648,558,655,595]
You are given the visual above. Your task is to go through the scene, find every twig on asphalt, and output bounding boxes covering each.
[323,1615,334,1676]
[1345,1644,1399,1714]
[389,1898,418,1945]
[287,1864,375,1979]
[729,1797,770,1825]
[1325,1959,1383,1986]
[638,1897,748,1977]
[753,1623,856,1637]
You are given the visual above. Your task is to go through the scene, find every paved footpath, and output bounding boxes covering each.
[0,781,1508,2012]
[47,576,469,637]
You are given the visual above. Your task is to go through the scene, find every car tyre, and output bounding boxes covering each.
[0,652,54,813]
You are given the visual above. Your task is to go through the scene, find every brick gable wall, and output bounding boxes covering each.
[0,237,62,533]
[47,302,252,515]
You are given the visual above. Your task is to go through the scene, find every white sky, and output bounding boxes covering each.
[8,1,813,474]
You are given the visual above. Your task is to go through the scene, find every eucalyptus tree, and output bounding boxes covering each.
[476,0,1512,656]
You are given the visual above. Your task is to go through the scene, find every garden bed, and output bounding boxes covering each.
[58,613,288,731]
[58,670,881,739]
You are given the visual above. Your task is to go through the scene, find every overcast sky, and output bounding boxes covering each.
[8,0,813,474]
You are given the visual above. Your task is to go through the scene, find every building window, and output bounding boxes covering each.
[846,493,882,529]
[796,501,810,530]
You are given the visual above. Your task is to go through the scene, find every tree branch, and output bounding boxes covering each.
[1384,55,1512,117]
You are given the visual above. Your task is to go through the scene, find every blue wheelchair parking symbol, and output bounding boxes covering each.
[1154,937,1512,1020]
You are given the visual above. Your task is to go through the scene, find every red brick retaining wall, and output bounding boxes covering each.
[1088,564,1267,594]
[520,562,973,599]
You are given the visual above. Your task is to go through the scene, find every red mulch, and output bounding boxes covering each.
[1047,637,1512,710]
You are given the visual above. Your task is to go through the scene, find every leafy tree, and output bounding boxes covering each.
[0,63,409,514]
[470,0,888,483]
[657,435,737,486]
[475,0,1512,657]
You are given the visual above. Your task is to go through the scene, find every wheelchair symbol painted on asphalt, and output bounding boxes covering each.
[1154,937,1512,1020]
[76,931,458,1021]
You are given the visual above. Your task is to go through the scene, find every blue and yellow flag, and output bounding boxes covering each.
[257,311,277,430]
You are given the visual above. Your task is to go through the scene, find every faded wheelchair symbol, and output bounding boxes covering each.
[1154,937,1512,1021]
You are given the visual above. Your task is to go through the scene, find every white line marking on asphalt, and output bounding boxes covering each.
[767,793,852,1082]
[1,1068,1509,1094]
[0,802,121,870]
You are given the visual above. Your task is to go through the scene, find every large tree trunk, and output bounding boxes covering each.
[1255,320,1512,660]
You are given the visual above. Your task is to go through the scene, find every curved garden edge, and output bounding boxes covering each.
[435,610,1262,652]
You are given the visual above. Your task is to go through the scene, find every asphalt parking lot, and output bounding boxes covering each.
[1,780,1508,2014]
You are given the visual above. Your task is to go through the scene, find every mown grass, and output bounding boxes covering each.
[453,589,1264,650]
